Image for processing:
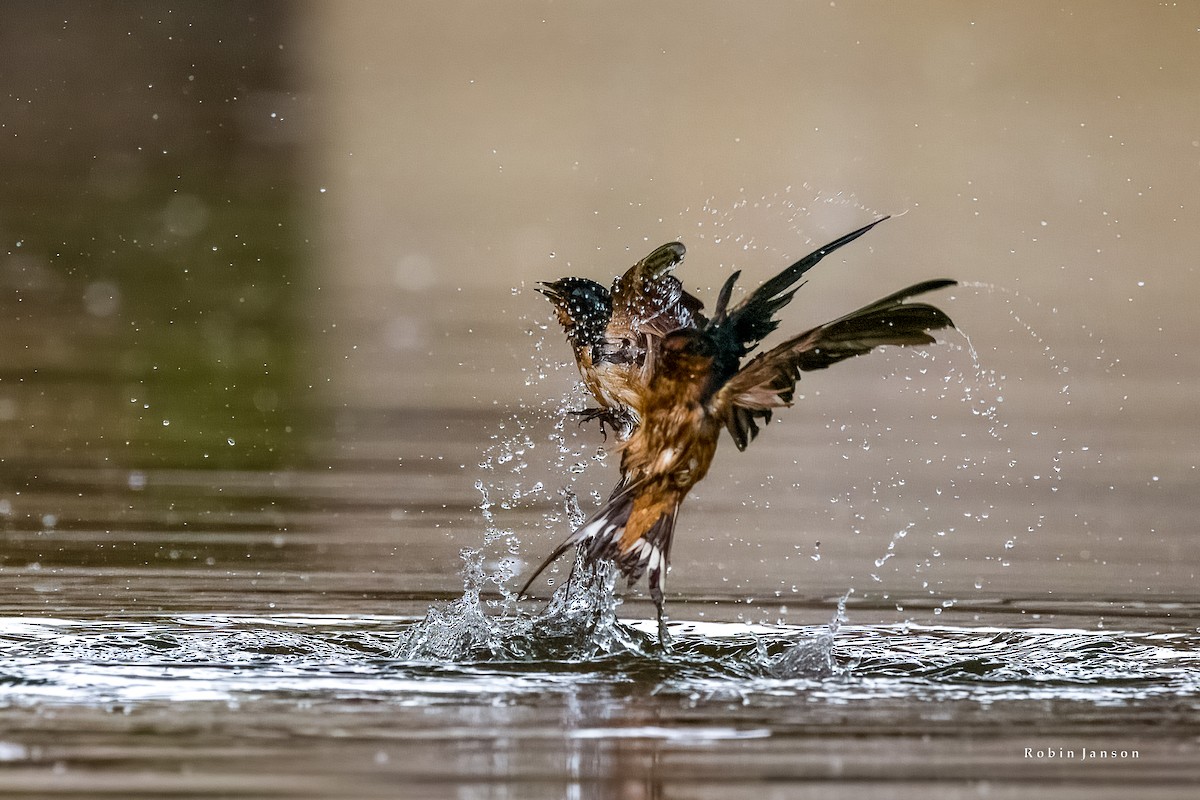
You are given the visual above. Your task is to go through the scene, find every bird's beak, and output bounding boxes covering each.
[535,281,562,302]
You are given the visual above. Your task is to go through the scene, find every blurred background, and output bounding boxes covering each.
[1,0,1197,618]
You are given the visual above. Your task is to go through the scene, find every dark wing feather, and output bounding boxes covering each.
[715,279,957,450]
[712,217,890,354]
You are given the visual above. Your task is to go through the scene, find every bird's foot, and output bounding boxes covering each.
[567,407,630,441]
[656,611,673,654]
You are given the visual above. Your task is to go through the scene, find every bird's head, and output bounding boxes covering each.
[536,277,611,349]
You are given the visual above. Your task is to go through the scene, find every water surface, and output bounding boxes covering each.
[3,3,1199,798]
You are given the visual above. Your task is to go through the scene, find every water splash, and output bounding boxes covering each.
[762,590,853,679]
[952,281,1093,562]
[693,185,886,262]
[476,289,622,604]
[872,522,916,577]
[392,533,855,686]
[3,608,1197,707]
[827,279,1097,609]
[395,550,654,662]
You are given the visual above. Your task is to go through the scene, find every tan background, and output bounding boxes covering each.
[307,1,1198,416]
[290,1,1199,602]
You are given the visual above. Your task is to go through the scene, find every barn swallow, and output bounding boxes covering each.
[520,219,956,644]
[537,241,703,440]
[538,219,898,441]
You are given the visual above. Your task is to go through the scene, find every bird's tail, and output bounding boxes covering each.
[516,481,678,609]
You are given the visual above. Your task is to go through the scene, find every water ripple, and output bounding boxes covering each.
[1,612,1197,711]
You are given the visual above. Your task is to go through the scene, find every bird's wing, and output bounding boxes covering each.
[609,241,698,335]
[713,279,957,450]
[709,217,890,356]
[629,275,703,340]
[633,241,687,281]
[596,242,703,376]
[610,242,685,320]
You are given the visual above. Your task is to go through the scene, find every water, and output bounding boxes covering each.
[8,612,1194,715]
[2,279,1196,796]
[3,431,1199,799]
[4,603,1198,797]
[3,252,1196,798]
[5,3,1200,796]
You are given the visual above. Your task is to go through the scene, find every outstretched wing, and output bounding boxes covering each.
[714,279,957,450]
[708,217,890,357]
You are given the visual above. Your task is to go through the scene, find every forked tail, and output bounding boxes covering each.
[516,481,678,616]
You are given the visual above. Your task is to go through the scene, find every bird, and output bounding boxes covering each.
[537,219,896,441]
[520,219,956,645]
[537,240,704,440]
